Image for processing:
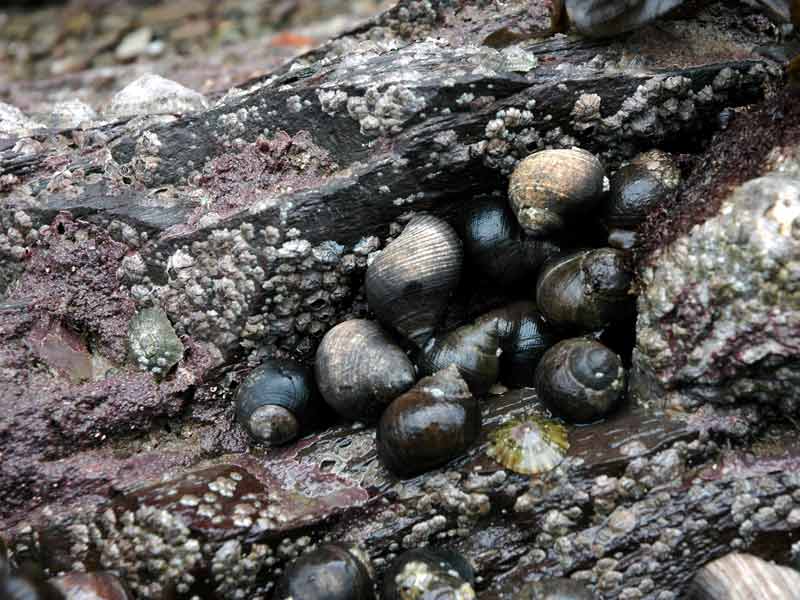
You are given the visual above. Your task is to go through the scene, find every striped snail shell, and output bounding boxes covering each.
[690,553,800,600]
[565,0,686,38]
[366,215,463,349]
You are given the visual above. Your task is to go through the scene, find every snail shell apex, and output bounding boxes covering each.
[315,319,416,422]
[366,215,463,348]
[487,416,568,475]
[509,148,605,238]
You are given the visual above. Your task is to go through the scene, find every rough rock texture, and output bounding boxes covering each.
[632,93,800,419]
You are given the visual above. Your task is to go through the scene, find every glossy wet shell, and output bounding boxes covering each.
[235,359,318,445]
[50,573,132,600]
[496,301,560,388]
[519,577,596,599]
[275,544,375,600]
[508,148,605,237]
[0,568,66,600]
[535,338,626,424]
[463,197,560,287]
[127,307,184,378]
[382,548,476,600]
[366,215,463,348]
[487,416,568,475]
[565,0,686,37]
[536,249,634,332]
[315,319,416,422]
[377,365,481,478]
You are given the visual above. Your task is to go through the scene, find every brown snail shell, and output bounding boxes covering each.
[508,148,605,238]
[275,543,375,600]
[315,319,416,422]
[382,548,476,600]
[536,248,634,332]
[498,301,561,388]
[377,365,481,478]
[519,578,596,599]
[235,359,320,446]
[604,150,680,249]
[565,0,686,38]
[690,553,800,600]
[535,338,626,424]
[366,215,463,348]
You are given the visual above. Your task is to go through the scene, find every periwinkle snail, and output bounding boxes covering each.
[536,248,634,332]
[235,359,319,446]
[604,150,681,249]
[315,319,416,421]
[275,543,374,600]
[0,565,66,600]
[366,214,463,348]
[463,197,560,287]
[487,416,569,475]
[535,338,626,424]
[377,365,481,478]
[508,148,605,238]
[564,0,685,38]
[382,548,476,600]
[418,301,557,395]
[518,578,596,599]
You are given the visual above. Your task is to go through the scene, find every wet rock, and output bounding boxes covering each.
[104,74,209,119]
[0,102,44,138]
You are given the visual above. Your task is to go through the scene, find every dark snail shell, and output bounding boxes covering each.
[275,543,375,600]
[565,0,686,38]
[463,197,560,287]
[377,365,481,478]
[536,248,634,332]
[315,319,416,422]
[508,148,605,238]
[419,302,558,394]
[235,359,319,446]
[535,338,626,424]
[382,548,476,600]
[366,215,463,348]
[604,150,680,249]
[519,578,596,599]
[690,553,800,600]
[0,566,65,600]
[50,573,132,600]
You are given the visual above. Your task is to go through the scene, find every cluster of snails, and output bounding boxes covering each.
[235,146,680,479]
[274,542,595,600]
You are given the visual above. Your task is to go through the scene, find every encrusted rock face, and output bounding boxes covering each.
[633,170,800,414]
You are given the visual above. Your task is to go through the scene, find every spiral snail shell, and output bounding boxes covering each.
[382,548,476,600]
[535,338,626,424]
[366,215,463,348]
[536,248,634,332]
[463,197,560,287]
[377,365,481,478]
[315,319,416,422]
[565,0,685,38]
[275,543,375,600]
[235,359,319,446]
[508,148,606,238]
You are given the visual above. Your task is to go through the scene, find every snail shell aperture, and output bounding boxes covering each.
[565,0,686,38]
[315,319,416,422]
[275,543,375,600]
[377,365,481,478]
[487,416,568,475]
[463,197,560,287]
[382,548,476,600]
[536,248,634,332]
[519,577,596,599]
[508,148,605,238]
[235,359,319,446]
[366,215,463,348]
[535,338,626,424]
[604,150,680,249]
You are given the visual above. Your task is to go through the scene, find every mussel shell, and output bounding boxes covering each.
[382,548,476,600]
[508,148,605,238]
[366,215,463,348]
[565,0,685,37]
[519,578,596,599]
[417,315,502,396]
[535,248,634,332]
[463,198,560,287]
[377,365,481,478]
[275,544,374,600]
[235,359,319,445]
[315,319,416,422]
[535,338,626,424]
